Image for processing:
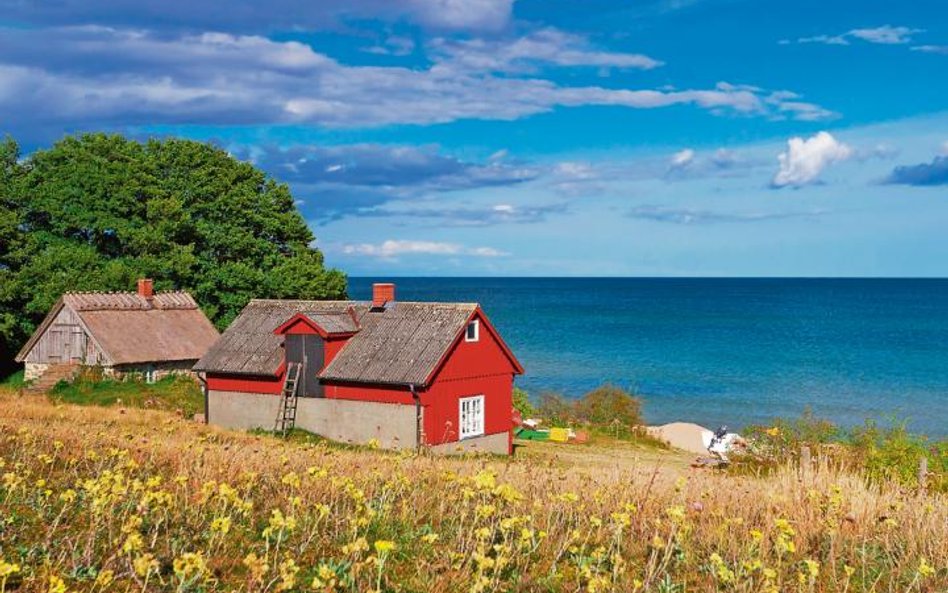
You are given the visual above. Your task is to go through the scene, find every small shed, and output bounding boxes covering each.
[16,279,220,382]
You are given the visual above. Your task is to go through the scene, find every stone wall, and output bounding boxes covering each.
[207,390,419,449]
[112,361,198,381]
[24,362,49,382]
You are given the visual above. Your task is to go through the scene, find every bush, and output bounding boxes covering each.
[535,391,575,427]
[745,411,947,493]
[532,385,648,441]
[574,384,643,428]
[850,420,948,493]
[512,386,536,418]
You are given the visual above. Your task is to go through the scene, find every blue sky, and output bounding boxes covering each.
[2,0,946,276]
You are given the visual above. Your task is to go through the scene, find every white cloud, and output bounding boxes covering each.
[848,25,922,45]
[0,0,515,33]
[772,131,853,188]
[670,148,695,169]
[0,25,834,138]
[795,34,850,46]
[405,0,513,32]
[429,28,662,72]
[342,239,506,257]
[794,25,923,46]
[911,45,948,55]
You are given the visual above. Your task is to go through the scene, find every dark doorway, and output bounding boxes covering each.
[284,334,325,397]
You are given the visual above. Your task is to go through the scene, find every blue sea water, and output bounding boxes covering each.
[349,278,948,437]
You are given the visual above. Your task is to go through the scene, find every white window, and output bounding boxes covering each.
[465,319,479,342]
[144,366,157,384]
[459,395,485,439]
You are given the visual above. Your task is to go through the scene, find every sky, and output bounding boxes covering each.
[1,0,946,277]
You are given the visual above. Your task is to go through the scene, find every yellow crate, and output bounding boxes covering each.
[548,427,570,443]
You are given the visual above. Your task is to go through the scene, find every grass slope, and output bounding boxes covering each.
[0,392,945,592]
[48,373,204,418]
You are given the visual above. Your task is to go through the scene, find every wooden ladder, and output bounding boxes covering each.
[274,362,302,437]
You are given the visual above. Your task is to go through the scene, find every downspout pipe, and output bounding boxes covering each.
[410,383,421,452]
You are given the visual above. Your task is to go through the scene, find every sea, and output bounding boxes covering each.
[349,278,948,437]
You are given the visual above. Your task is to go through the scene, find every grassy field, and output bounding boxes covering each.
[0,391,945,592]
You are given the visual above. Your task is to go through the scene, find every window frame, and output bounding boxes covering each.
[465,319,480,343]
[458,395,485,439]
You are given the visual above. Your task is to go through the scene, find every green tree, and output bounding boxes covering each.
[0,133,346,375]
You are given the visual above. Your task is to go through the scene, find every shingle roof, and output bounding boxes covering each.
[193,300,356,376]
[15,291,219,364]
[320,302,478,385]
[194,299,485,386]
[63,291,198,311]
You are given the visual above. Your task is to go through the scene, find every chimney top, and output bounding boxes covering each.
[372,282,395,309]
[137,278,154,300]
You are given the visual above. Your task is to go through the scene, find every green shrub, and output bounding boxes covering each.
[1,370,26,388]
[850,421,947,493]
[512,386,536,418]
[745,411,947,493]
[532,385,652,443]
[574,384,643,428]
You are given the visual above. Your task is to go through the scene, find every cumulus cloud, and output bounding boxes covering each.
[771,131,853,188]
[0,25,836,143]
[627,205,826,224]
[0,0,514,33]
[793,25,923,46]
[884,156,948,186]
[341,240,507,258]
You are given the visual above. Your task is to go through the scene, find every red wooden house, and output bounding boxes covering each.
[194,283,524,454]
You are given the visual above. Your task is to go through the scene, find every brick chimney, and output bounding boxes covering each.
[137,278,154,300]
[372,283,395,308]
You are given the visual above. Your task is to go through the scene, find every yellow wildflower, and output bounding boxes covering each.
[374,540,396,555]
[47,575,67,593]
[173,552,208,583]
[93,570,114,588]
[242,553,268,582]
[421,533,439,544]
[133,554,159,578]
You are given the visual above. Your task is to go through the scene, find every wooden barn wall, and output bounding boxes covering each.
[25,307,107,365]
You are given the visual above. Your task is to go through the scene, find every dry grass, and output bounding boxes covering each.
[0,391,945,592]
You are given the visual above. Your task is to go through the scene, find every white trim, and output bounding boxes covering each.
[459,395,485,439]
[465,319,479,342]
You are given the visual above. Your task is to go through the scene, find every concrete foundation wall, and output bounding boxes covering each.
[207,390,418,449]
[427,431,509,456]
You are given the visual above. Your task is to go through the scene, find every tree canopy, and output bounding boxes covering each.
[0,133,346,373]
